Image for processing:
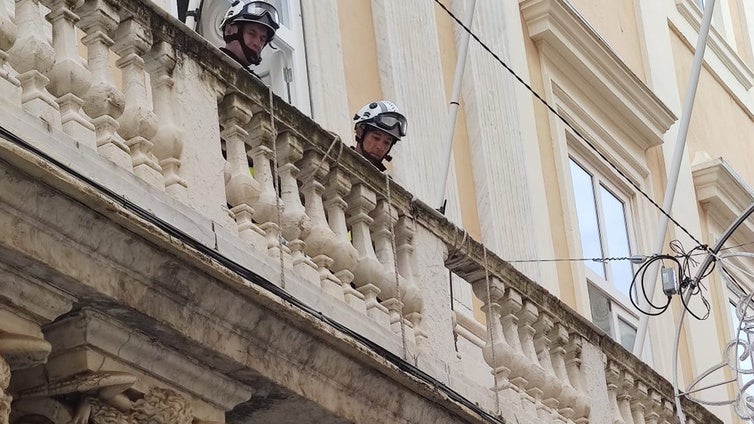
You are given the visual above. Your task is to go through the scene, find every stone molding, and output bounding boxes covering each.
[692,157,754,238]
[521,0,677,149]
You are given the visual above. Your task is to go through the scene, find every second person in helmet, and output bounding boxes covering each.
[219,0,280,71]
[353,101,408,172]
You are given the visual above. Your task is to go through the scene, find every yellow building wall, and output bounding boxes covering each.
[520,17,579,311]
[671,32,754,186]
[567,0,647,82]
[338,0,383,118]
[729,0,754,68]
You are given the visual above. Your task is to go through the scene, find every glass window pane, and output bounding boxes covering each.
[569,159,605,277]
[617,317,637,351]
[599,186,632,295]
[588,284,613,336]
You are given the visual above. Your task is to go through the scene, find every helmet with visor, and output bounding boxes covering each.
[219,0,280,42]
[353,101,408,140]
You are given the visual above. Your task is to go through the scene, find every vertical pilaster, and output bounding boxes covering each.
[455,0,554,285]
[300,0,351,141]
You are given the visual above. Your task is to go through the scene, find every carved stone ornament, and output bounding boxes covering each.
[69,386,193,424]
[1,356,10,424]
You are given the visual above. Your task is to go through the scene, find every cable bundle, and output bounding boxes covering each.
[630,240,712,319]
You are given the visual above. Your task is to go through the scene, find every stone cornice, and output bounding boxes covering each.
[675,0,754,91]
[521,0,676,150]
[692,157,754,238]
[672,0,754,119]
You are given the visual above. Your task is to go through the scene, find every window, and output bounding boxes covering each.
[569,156,638,351]
[181,0,311,114]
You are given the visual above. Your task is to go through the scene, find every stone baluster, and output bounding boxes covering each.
[395,215,424,345]
[276,131,310,242]
[113,18,162,188]
[660,399,675,424]
[533,312,564,419]
[500,288,539,405]
[565,333,590,423]
[299,150,342,288]
[347,184,394,328]
[471,277,517,407]
[0,0,20,105]
[630,381,649,424]
[369,199,406,318]
[246,111,283,226]
[323,168,360,298]
[7,0,62,127]
[145,41,187,200]
[76,0,130,168]
[45,0,95,147]
[606,362,627,424]
[619,371,637,424]
[551,323,584,421]
[219,93,265,252]
[517,300,549,416]
[276,131,317,282]
[644,390,662,424]
[369,198,408,334]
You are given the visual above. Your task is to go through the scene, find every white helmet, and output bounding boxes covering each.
[353,100,408,141]
[219,0,280,42]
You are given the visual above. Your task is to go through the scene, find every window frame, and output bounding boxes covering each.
[180,0,311,114]
[567,149,643,351]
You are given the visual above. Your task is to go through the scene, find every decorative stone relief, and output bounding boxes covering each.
[20,373,192,424]
[0,356,10,424]
[0,332,52,424]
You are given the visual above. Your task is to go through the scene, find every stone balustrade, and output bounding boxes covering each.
[0,0,724,422]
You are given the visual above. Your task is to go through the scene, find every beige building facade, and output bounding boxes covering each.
[0,0,752,422]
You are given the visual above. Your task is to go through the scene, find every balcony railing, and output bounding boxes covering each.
[0,0,722,422]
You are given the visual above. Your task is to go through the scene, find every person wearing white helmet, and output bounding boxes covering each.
[218,0,280,71]
[352,101,408,172]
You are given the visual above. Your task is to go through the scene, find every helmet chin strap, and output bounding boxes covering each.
[223,26,261,66]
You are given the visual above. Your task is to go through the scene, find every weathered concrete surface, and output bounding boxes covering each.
[0,129,497,423]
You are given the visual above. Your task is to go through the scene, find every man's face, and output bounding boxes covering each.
[226,22,269,65]
[360,128,395,162]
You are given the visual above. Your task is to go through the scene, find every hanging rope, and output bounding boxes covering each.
[385,172,409,361]
[299,133,344,189]
[268,86,286,289]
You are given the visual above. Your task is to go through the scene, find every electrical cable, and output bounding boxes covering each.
[0,123,505,424]
[506,255,647,264]
[432,0,705,249]
[627,241,712,319]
